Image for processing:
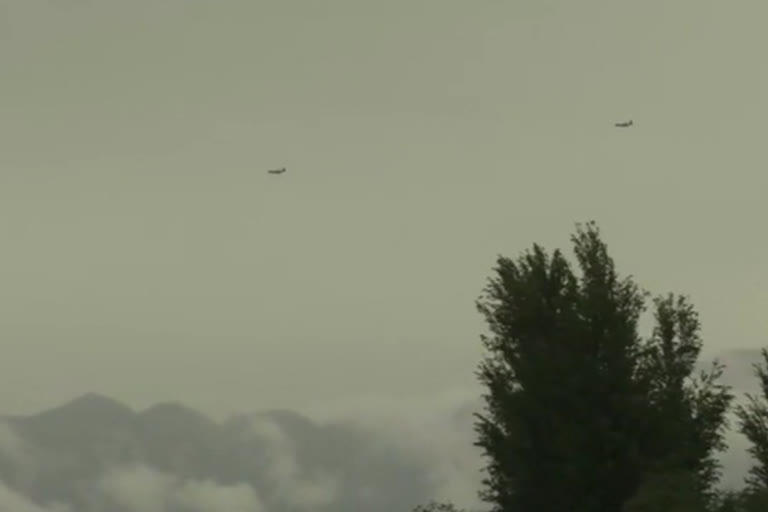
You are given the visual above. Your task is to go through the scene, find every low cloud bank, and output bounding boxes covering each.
[95,464,264,512]
[0,349,762,512]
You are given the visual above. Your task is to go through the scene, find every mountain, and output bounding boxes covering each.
[0,348,762,512]
[137,402,224,480]
[0,393,448,512]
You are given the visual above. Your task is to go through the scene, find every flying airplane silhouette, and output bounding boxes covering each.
[614,120,633,128]
[267,167,286,175]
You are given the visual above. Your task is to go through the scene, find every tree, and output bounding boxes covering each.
[709,487,768,512]
[736,349,768,490]
[473,221,731,512]
[622,469,707,512]
[638,294,733,503]
[738,487,768,512]
[412,502,469,512]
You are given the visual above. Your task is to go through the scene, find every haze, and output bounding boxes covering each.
[1,0,766,426]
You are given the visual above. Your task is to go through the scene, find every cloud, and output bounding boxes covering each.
[0,420,43,494]
[300,388,485,509]
[174,479,263,512]
[97,465,173,512]
[0,480,70,512]
[0,348,762,512]
[0,421,30,465]
[247,417,338,509]
[97,464,265,512]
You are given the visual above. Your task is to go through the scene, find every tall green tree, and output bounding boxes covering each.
[736,348,768,490]
[473,222,731,512]
[622,469,707,512]
[639,294,733,502]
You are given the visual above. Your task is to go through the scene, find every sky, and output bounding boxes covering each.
[1,0,767,421]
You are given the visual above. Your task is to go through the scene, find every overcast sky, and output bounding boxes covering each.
[1,0,767,421]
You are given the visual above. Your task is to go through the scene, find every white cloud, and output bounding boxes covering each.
[247,417,339,509]
[0,421,42,494]
[98,465,172,512]
[302,388,485,510]
[97,464,265,512]
[0,348,762,512]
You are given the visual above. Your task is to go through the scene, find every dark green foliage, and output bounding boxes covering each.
[711,489,745,512]
[710,487,768,512]
[412,502,468,512]
[738,487,768,511]
[735,349,768,490]
[640,295,733,500]
[473,221,731,512]
[622,469,707,512]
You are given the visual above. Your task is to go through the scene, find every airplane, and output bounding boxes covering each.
[267,167,286,175]
[614,120,633,128]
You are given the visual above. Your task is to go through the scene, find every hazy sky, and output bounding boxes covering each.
[1,0,767,420]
